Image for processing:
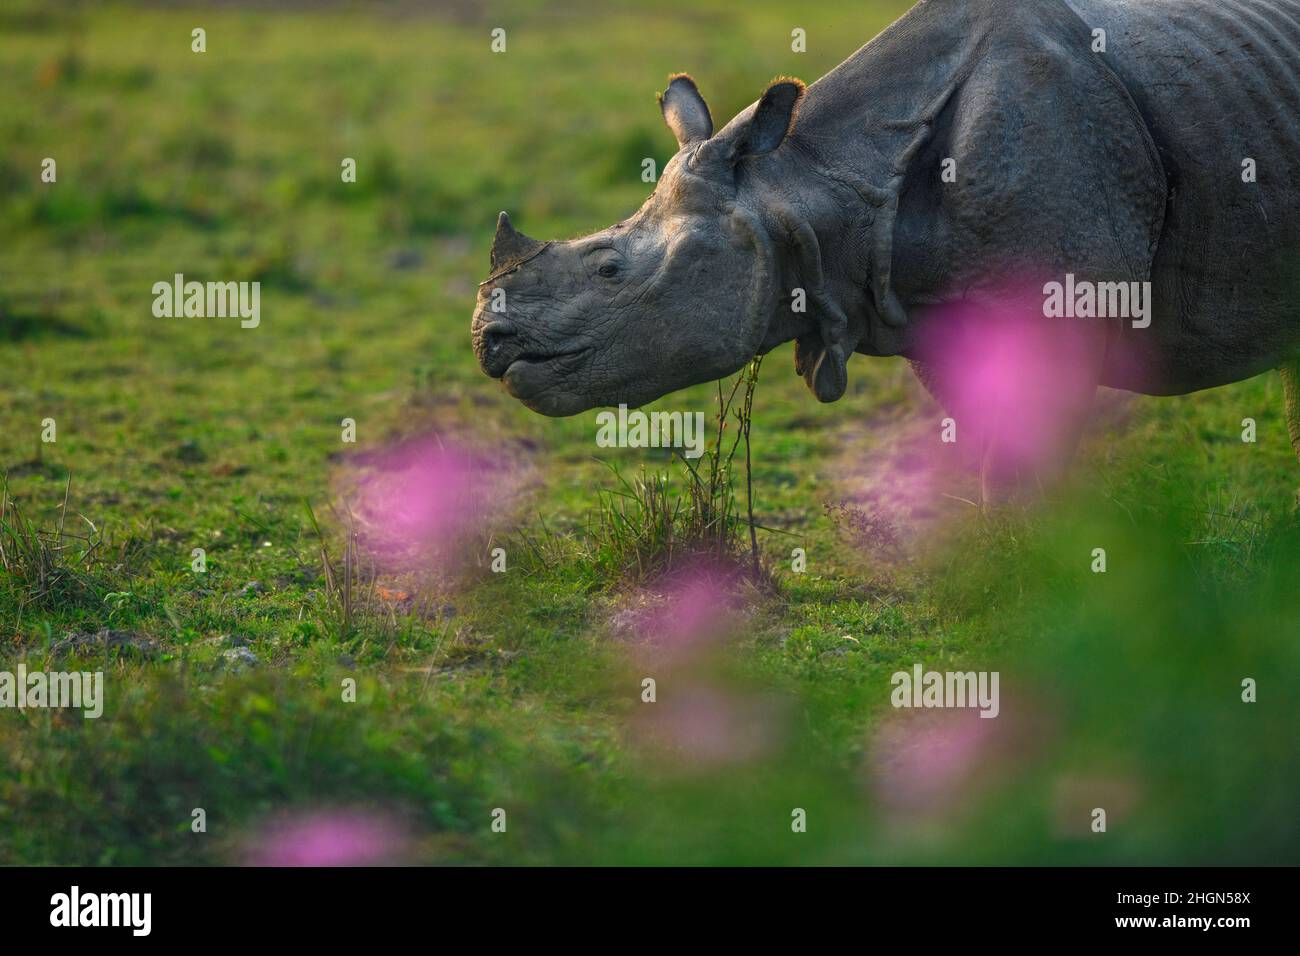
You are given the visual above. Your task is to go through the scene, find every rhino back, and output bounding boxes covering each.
[1067,0,1300,390]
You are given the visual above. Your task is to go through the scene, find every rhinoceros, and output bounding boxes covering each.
[471,0,1300,486]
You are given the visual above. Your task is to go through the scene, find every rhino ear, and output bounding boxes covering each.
[736,78,805,158]
[702,77,805,169]
[658,73,713,148]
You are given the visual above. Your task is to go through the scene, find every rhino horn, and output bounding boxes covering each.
[490,211,546,272]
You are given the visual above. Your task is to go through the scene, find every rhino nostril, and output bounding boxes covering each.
[480,323,516,356]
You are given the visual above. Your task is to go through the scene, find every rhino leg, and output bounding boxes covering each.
[910,305,1110,506]
[1280,358,1300,467]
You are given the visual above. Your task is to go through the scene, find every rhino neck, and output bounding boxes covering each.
[751,0,996,359]
[751,170,874,357]
[745,139,900,364]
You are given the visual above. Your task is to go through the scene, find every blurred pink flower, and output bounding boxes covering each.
[633,683,776,769]
[870,708,1003,814]
[912,283,1101,482]
[610,558,749,654]
[246,809,407,867]
[344,434,519,572]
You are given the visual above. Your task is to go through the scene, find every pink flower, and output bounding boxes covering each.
[246,809,408,867]
[870,708,1003,814]
[632,684,776,769]
[912,281,1102,482]
[342,434,520,573]
[609,558,750,658]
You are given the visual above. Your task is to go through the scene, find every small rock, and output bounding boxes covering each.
[52,629,160,659]
[607,608,643,639]
[386,247,423,271]
[222,647,259,670]
[175,439,206,463]
[237,581,266,598]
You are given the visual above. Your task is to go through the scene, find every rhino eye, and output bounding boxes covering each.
[583,246,625,282]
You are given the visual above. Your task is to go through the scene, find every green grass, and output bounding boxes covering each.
[1,0,1297,865]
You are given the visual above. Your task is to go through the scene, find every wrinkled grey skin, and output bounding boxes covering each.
[472,0,1300,442]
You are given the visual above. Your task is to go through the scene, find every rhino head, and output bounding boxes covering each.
[471,75,819,416]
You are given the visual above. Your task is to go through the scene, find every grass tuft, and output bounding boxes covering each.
[302,498,376,646]
[0,475,105,621]
[589,357,770,580]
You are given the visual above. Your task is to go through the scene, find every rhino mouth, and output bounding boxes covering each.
[501,346,592,400]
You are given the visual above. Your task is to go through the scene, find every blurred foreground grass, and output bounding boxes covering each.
[0,0,1296,864]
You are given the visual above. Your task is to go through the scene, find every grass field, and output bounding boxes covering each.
[1,0,1297,865]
